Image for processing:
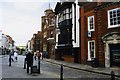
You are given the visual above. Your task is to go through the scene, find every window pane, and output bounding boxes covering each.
[118,17,120,20]
[109,11,112,15]
[89,18,92,23]
[110,14,112,18]
[110,19,113,22]
[113,14,116,17]
[66,9,69,13]
[91,24,93,29]
[114,21,117,25]
[66,14,69,19]
[69,8,72,12]
[91,18,93,22]
[90,42,91,50]
[88,16,94,31]
[110,22,113,25]
[90,24,92,28]
[108,8,120,27]
[117,9,120,13]
[113,10,116,14]
[117,13,120,17]
[118,20,120,24]
[114,18,117,21]
[90,24,92,29]
[70,13,72,18]
[90,42,94,58]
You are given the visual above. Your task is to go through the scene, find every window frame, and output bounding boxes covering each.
[88,16,95,31]
[88,40,95,61]
[69,8,72,19]
[108,8,120,28]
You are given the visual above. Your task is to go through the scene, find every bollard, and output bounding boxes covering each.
[111,71,115,80]
[60,64,63,80]
[31,64,33,74]
[24,58,26,69]
[38,60,40,74]
[9,55,11,66]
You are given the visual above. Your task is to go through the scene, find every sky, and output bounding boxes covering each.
[0,0,58,46]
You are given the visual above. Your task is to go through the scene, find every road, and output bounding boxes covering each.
[1,55,114,80]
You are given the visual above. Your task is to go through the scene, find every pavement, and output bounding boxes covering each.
[2,55,60,79]
[43,58,120,77]
[0,55,7,58]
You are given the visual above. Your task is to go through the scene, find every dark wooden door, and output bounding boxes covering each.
[110,44,120,67]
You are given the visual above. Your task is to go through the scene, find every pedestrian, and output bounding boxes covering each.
[42,52,44,60]
[11,51,14,62]
[37,51,41,60]
[34,52,37,60]
[26,50,33,74]
[14,51,18,61]
[9,53,14,66]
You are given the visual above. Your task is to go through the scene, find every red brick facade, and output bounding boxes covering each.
[80,2,120,67]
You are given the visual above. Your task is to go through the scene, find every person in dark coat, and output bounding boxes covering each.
[26,51,33,74]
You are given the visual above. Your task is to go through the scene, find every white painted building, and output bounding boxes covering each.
[0,33,15,54]
[2,34,9,49]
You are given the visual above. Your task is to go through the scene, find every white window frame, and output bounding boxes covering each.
[108,8,120,28]
[88,16,95,31]
[88,40,95,61]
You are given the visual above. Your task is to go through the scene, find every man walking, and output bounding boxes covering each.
[14,51,18,61]
[26,50,33,74]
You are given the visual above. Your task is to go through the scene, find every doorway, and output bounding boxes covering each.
[109,44,120,67]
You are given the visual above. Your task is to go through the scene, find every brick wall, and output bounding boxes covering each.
[80,2,120,67]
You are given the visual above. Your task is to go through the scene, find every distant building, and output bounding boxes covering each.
[41,16,47,54]
[6,35,15,51]
[30,37,34,52]
[2,34,9,50]
[1,33,15,54]
[29,31,42,52]
[41,9,56,59]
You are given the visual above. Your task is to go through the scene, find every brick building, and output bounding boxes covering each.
[30,31,42,52]
[41,9,56,59]
[80,2,120,67]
